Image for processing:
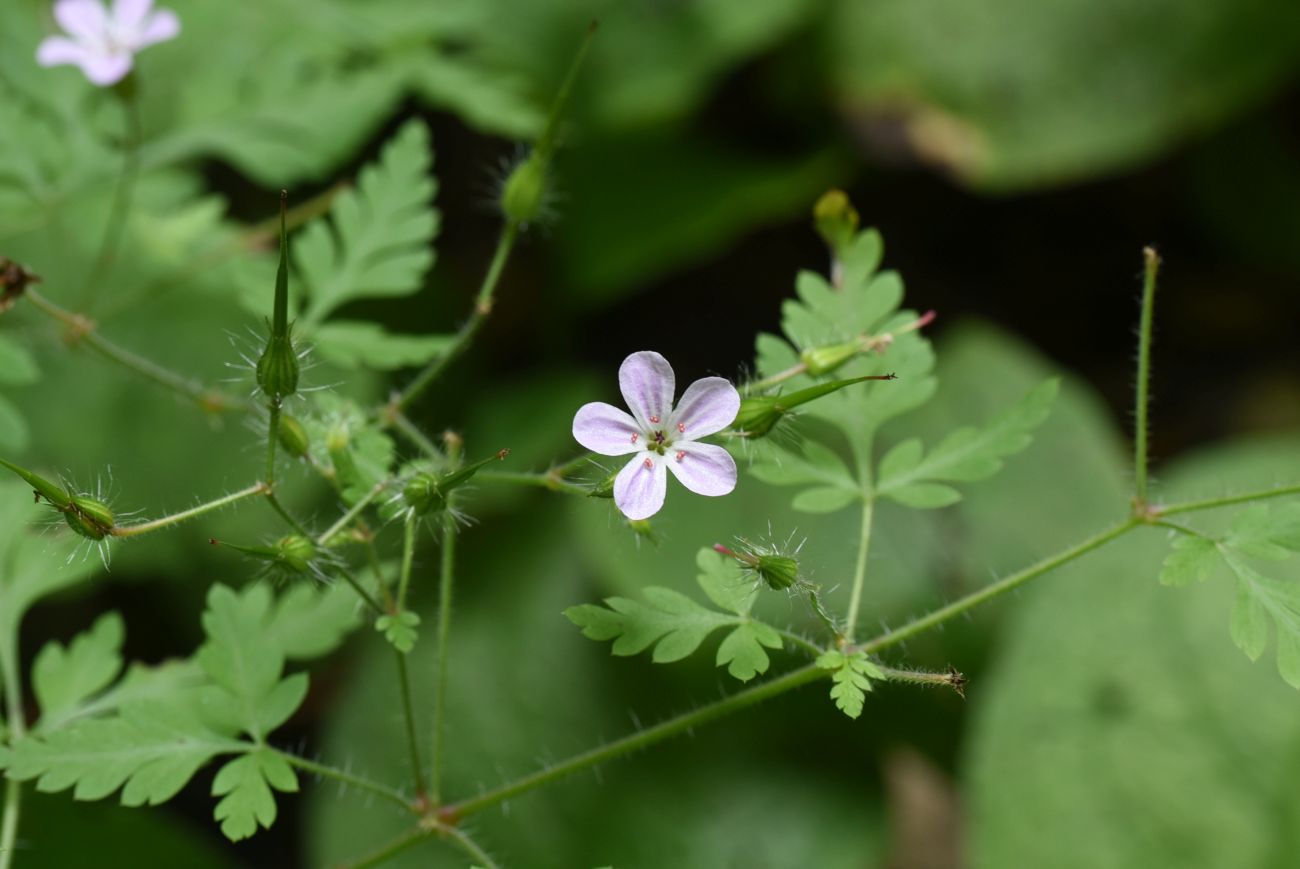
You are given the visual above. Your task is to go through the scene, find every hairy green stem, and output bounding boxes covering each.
[478,469,590,496]
[393,220,520,413]
[265,402,282,489]
[1158,483,1300,516]
[0,623,25,869]
[1134,247,1161,506]
[878,665,965,694]
[396,515,417,611]
[430,506,457,804]
[774,627,827,657]
[389,413,443,463]
[440,663,828,822]
[275,750,413,812]
[25,289,246,414]
[110,482,268,538]
[843,495,874,642]
[444,825,501,869]
[318,481,390,546]
[333,564,384,615]
[394,652,428,799]
[264,491,312,538]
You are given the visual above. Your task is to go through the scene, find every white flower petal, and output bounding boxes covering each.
[619,351,675,430]
[572,402,642,456]
[133,8,179,48]
[669,376,740,440]
[54,0,109,43]
[112,0,154,28]
[37,35,93,68]
[614,453,666,520]
[665,441,736,497]
[77,49,133,85]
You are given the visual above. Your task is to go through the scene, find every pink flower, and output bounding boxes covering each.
[573,351,740,520]
[36,0,180,87]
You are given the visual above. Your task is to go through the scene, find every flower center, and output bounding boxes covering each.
[644,428,673,455]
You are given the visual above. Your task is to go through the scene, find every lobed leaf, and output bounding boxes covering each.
[375,611,421,653]
[311,320,454,371]
[816,650,885,719]
[1158,535,1218,587]
[32,612,125,727]
[716,623,783,682]
[212,749,299,842]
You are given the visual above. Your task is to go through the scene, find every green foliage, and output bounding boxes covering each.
[305,393,397,505]
[566,548,785,681]
[815,650,884,720]
[268,582,366,660]
[211,750,298,842]
[1158,505,1300,687]
[376,611,421,653]
[32,613,125,729]
[875,379,1060,508]
[0,334,38,450]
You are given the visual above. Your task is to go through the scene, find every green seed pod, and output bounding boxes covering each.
[0,458,71,508]
[501,154,547,224]
[66,495,114,541]
[756,554,799,591]
[277,414,311,459]
[813,189,859,256]
[275,535,317,575]
[799,342,859,378]
[732,397,785,440]
[402,471,441,515]
[256,191,299,399]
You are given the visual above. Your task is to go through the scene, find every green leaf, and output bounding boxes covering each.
[566,588,736,664]
[694,547,757,616]
[1158,535,1218,587]
[375,611,420,653]
[0,334,39,385]
[3,697,240,807]
[32,613,125,727]
[306,394,396,506]
[311,320,454,371]
[295,120,439,328]
[0,394,28,451]
[211,749,298,842]
[197,585,308,740]
[716,623,783,682]
[268,582,365,660]
[748,440,861,514]
[816,650,884,719]
[1221,552,1300,687]
[876,380,1060,507]
[1224,503,1300,560]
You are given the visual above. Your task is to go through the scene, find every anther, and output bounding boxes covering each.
[630,433,639,444]
[675,451,685,462]
[642,457,653,469]
[649,415,660,424]
[677,422,685,433]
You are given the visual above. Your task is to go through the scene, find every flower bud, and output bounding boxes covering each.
[799,342,859,377]
[256,191,299,400]
[588,469,617,499]
[277,414,311,459]
[813,189,859,255]
[65,495,114,541]
[500,154,547,225]
[275,534,317,575]
[403,449,510,515]
[734,374,896,439]
[0,458,71,509]
[755,554,799,590]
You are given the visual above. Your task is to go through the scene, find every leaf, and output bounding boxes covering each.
[0,394,28,451]
[1158,535,1218,587]
[716,623,783,682]
[1223,503,1300,560]
[375,611,420,654]
[268,582,365,660]
[0,334,39,385]
[566,588,735,664]
[311,320,454,371]
[295,120,439,328]
[1221,552,1300,688]
[694,547,757,616]
[305,394,396,506]
[816,650,884,719]
[196,585,308,740]
[211,749,298,842]
[749,440,860,514]
[875,380,1060,507]
[3,697,240,807]
[32,613,125,727]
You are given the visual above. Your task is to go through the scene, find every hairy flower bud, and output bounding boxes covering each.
[275,535,317,575]
[403,450,511,515]
[755,554,799,590]
[65,495,114,541]
[799,342,859,378]
[256,191,299,399]
[277,414,311,459]
[500,154,547,225]
[813,189,859,255]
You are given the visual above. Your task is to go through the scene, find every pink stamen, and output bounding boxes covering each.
[675,451,685,461]
[642,457,653,469]
[630,433,638,444]
[649,415,660,424]
[676,422,686,433]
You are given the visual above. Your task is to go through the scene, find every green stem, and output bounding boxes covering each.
[110,482,268,538]
[440,663,827,822]
[878,665,965,694]
[843,495,874,643]
[0,779,18,869]
[1134,247,1161,507]
[774,627,826,657]
[333,564,384,615]
[274,750,413,812]
[397,515,417,611]
[394,652,428,799]
[264,492,312,537]
[552,451,598,477]
[1158,483,1300,516]
[444,826,501,869]
[430,506,457,804]
[393,220,520,413]
[318,481,391,546]
[389,413,443,462]
[25,289,246,414]
[0,621,24,869]
[478,470,590,496]
[857,518,1140,655]
[265,402,282,490]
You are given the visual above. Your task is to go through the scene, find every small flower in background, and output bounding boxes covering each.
[36,0,180,87]
[573,351,740,520]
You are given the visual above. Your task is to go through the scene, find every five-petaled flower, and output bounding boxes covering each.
[573,351,740,520]
[37,0,180,87]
